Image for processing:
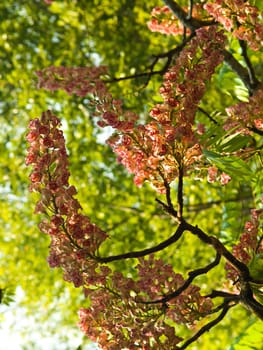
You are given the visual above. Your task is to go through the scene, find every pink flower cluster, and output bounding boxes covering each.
[108,26,226,191]
[79,278,183,350]
[207,166,231,185]
[136,255,213,324]
[26,110,108,287]
[205,0,263,50]
[225,89,263,134]
[36,66,108,98]
[225,208,263,281]
[147,4,206,36]
[78,254,213,349]
[148,6,185,36]
[158,26,225,128]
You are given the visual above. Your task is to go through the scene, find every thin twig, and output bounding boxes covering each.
[95,222,185,263]
[198,107,219,125]
[184,222,251,280]
[178,302,233,349]
[155,198,178,217]
[223,49,258,95]
[186,194,253,212]
[140,252,221,305]
[107,41,193,86]
[106,69,164,83]
[177,165,184,219]
[162,0,215,32]
[239,39,259,93]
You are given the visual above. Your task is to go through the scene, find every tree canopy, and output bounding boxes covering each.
[1,0,263,349]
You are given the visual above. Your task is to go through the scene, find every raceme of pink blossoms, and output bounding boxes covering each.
[207,166,232,185]
[78,256,213,349]
[204,0,263,50]
[36,65,108,98]
[26,110,108,287]
[147,4,206,36]
[224,88,263,134]
[225,208,263,282]
[148,5,185,36]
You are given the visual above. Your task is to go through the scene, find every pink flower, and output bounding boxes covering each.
[197,123,205,135]
[254,119,263,129]
[30,171,42,183]
[26,111,109,285]
[207,166,218,183]
[220,172,231,185]
[26,130,39,142]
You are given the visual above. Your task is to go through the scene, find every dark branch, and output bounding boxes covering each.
[184,222,251,280]
[106,69,164,83]
[207,290,239,301]
[239,40,259,93]
[156,198,178,217]
[162,0,215,32]
[240,281,263,320]
[198,107,219,125]
[163,180,177,218]
[107,41,193,86]
[223,50,259,95]
[95,222,185,263]
[248,126,263,136]
[177,165,184,219]
[141,252,220,305]
[178,302,233,349]
[207,299,238,316]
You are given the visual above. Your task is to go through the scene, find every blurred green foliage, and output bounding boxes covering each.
[0,0,262,349]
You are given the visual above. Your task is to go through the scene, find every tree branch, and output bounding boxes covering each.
[140,252,221,305]
[95,222,185,263]
[178,302,233,349]
[223,50,259,95]
[184,222,251,280]
[162,0,215,32]
[107,40,192,86]
[163,179,178,218]
[207,289,239,300]
[198,107,219,125]
[177,165,184,219]
[248,126,263,136]
[239,40,259,92]
[206,298,239,315]
[240,280,263,320]
[155,198,178,217]
[106,69,164,83]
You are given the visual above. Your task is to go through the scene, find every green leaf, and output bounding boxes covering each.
[215,133,253,153]
[203,149,253,180]
[229,319,263,349]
